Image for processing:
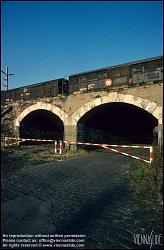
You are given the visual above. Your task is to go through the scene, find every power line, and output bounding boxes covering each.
[4,13,160,77]
[15,22,161,86]
[16,12,161,70]
[2,13,161,88]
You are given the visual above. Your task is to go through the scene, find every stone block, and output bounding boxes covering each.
[152,106,162,120]
[93,98,102,107]
[145,102,158,114]
[124,95,135,105]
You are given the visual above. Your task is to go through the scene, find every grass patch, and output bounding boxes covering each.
[125,144,163,233]
[127,144,163,204]
[1,145,91,175]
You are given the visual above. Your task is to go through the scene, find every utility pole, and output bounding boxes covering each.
[1,66,15,91]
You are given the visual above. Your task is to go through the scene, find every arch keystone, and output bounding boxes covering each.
[93,98,102,107]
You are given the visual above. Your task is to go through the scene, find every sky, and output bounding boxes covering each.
[1,1,163,90]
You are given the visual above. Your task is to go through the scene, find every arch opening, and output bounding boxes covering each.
[77,102,158,145]
[19,109,64,141]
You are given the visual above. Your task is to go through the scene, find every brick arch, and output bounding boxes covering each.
[15,102,68,127]
[72,93,162,125]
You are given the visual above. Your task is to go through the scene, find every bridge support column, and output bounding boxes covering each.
[158,124,163,153]
[15,126,20,146]
[64,125,77,151]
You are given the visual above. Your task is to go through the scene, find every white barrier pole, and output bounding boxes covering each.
[59,141,62,155]
[150,146,154,163]
[102,145,150,164]
[54,141,57,154]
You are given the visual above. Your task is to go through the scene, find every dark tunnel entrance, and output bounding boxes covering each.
[77,103,158,145]
[20,109,64,141]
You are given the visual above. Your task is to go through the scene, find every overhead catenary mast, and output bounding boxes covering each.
[1,66,15,91]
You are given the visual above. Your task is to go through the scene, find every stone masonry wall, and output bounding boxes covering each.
[1,83,163,139]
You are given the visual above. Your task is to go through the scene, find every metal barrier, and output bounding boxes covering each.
[102,145,152,164]
[4,137,153,163]
[62,140,153,164]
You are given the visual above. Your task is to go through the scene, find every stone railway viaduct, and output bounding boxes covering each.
[1,82,163,148]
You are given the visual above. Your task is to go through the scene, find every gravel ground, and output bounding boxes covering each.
[1,149,163,249]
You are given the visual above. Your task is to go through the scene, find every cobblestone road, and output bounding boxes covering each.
[1,151,163,249]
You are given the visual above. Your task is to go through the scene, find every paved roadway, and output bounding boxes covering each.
[1,151,162,249]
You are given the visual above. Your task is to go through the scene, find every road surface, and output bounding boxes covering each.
[1,151,162,249]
